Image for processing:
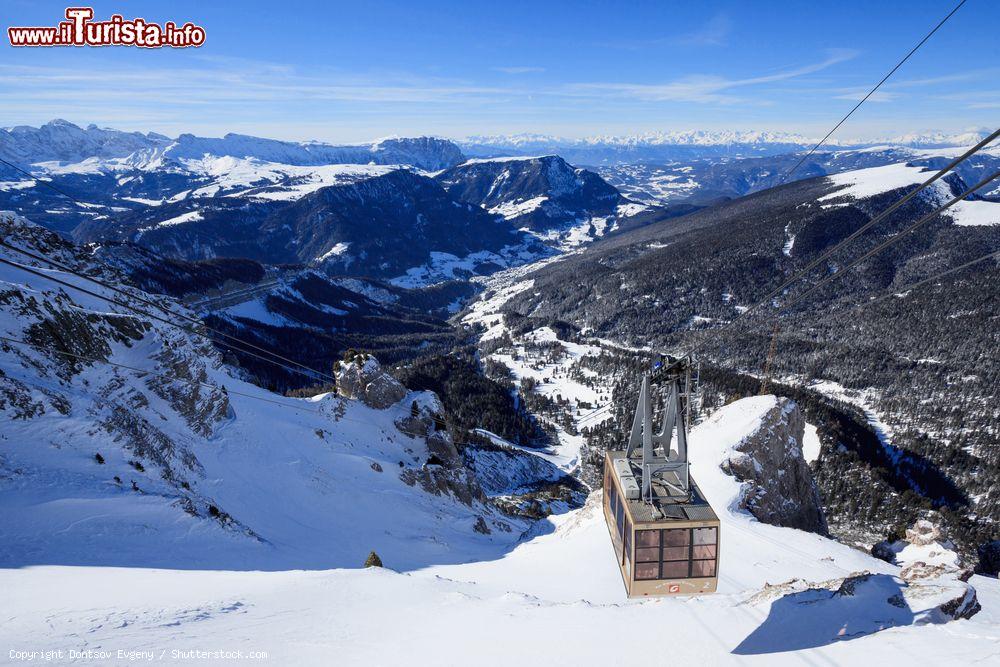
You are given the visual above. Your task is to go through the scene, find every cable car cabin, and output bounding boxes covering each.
[601,358,719,597]
[602,450,719,596]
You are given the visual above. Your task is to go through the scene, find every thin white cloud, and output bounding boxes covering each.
[0,62,518,105]
[2,48,991,142]
[1,50,855,114]
[890,69,998,88]
[936,89,1000,110]
[565,50,858,104]
[599,13,733,50]
[492,66,545,74]
[832,89,898,103]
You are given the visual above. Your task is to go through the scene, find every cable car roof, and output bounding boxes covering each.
[606,450,718,525]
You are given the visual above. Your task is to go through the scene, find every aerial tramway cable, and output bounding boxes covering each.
[778,0,968,184]
[734,169,1000,386]
[0,0,979,451]
[657,127,999,372]
[0,239,341,385]
[0,332,503,448]
[846,249,1000,315]
[0,251,532,442]
[0,254,338,385]
[0,145,349,385]
[0,154,180,268]
[737,246,1000,391]
[0,155,116,214]
[0,335,491,453]
[775,169,1000,313]
[0,334,322,413]
[758,323,780,396]
[731,172,1000,389]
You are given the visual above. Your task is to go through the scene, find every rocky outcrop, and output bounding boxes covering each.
[336,354,407,409]
[721,398,827,534]
[462,441,587,519]
[868,519,980,621]
[744,567,979,650]
[871,519,964,572]
[400,464,484,506]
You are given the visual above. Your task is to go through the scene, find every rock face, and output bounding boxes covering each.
[370,137,465,171]
[336,354,407,409]
[463,442,587,520]
[721,398,827,534]
[869,519,980,621]
[0,213,250,532]
[905,519,946,546]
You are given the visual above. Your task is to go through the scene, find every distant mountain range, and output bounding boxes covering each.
[460,129,992,165]
[0,119,465,173]
[3,120,988,174]
[1,120,994,284]
[598,145,1000,206]
[0,121,675,278]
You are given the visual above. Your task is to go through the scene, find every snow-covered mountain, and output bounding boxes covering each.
[0,120,466,173]
[1,177,998,662]
[72,168,549,285]
[435,155,657,248]
[488,158,1000,563]
[460,129,993,165]
[0,121,470,238]
[600,143,1000,206]
[0,119,170,166]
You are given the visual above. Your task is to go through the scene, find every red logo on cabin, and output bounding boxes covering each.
[668,584,681,594]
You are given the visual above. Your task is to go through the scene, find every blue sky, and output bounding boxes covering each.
[1,0,997,142]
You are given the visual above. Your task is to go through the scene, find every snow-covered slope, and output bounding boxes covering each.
[819,162,1000,225]
[72,169,550,285]
[598,142,1000,206]
[0,122,470,236]
[0,212,526,572]
[3,394,997,664]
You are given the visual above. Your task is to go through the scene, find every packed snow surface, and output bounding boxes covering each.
[819,163,932,201]
[818,162,1000,226]
[802,421,822,463]
[152,209,204,228]
[5,395,1000,664]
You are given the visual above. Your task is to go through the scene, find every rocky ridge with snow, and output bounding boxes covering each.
[436,155,656,247]
[718,397,827,534]
[0,120,465,173]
